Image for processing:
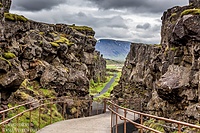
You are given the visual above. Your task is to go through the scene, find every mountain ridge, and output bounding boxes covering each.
[95,39,131,61]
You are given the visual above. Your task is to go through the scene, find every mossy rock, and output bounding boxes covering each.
[3,52,16,59]
[4,13,28,22]
[70,107,77,114]
[52,36,74,46]
[50,42,60,47]
[15,91,30,101]
[0,56,12,66]
[69,25,93,31]
[39,88,56,98]
[0,2,3,8]
[39,32,44,35]
[181,9,200,17]
[87,35,94,39]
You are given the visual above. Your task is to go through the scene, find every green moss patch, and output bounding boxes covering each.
[6,104,63,133]
[0,2,3,8]
[3,52,16,59]
[51,36,74,47]
[144,119,165,132]
[39,88,56,98]
[69,25,93,31]
[50,42,60,47]
[4,13,28,22]
[0,56,12,66]
[181,9,200,17]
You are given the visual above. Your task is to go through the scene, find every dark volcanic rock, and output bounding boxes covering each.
[0,1,106,115]
[113,0,200,124]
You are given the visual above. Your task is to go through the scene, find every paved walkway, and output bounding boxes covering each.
[37,111,111,133]
[94,73,117,97]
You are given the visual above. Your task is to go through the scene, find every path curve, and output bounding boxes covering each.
[37,111,111,133]
[94,73,117,97]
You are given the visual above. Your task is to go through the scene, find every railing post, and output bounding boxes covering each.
[76,108,79,118]
[178,124,181,133]
[97,103,99,115]
[38,101,41,130]
[124,109,127,133]
[62,102,66,119]
[111,103,113,133]
[140,114,143,133]
[134,113,136,120]
[2,112,5,133]
[90,99,93,116]
[17,108,19,133]
[29,104,32,133]
[116,106,118,133]
[50,100,53,124]
[103,99,106,113]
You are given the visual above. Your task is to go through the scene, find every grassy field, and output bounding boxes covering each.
[90,60,123,99]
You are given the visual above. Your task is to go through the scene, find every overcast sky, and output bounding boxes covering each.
[10,0,188,44]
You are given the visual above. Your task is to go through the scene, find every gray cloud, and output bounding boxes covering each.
[87,0,188,13]
[10,0,187,44]
[61,12,128,29]
[136,23,151,30]
[11,0,66,11]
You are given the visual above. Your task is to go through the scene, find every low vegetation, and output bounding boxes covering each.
[4,13,28,22]
[90,60,123,100]
[50,36,74,47]
[6,104,63,133]
[4,80,62,133]
[181,8,200,17]
[69,25,93,31]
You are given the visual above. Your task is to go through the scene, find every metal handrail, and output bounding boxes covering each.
[0,97,106,133]
[107,100,200,133]
[108,105,162,133]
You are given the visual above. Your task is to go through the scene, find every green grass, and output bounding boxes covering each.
[90,63,122,100]
[89,75,113,95]
[96,71,121,99]
[5,104,63,133]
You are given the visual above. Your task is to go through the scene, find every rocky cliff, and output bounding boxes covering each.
[113,0,200,124]
[0,0,106,114]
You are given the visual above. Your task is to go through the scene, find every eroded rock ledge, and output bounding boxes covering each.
[0,1,106,114]
[113,1,200,123]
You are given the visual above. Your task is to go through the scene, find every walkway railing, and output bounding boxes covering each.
[108,100,200,133]
[0,97,106,133]
[1,98,200,133]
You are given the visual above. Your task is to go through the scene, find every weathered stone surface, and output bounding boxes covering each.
[0,0,11,13]
[113,1,200,124]
[0,1,106,117]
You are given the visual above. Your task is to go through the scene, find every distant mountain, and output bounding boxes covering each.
[95,39,131,61]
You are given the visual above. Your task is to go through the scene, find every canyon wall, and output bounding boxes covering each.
[0,1,106,116]
[113,1,200,123]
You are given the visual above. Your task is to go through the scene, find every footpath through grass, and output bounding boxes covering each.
[89,61,123,100]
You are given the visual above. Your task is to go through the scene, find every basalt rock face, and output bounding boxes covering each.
[0,2,106,112]
[0,0,11,13]
[113,2,200,123]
